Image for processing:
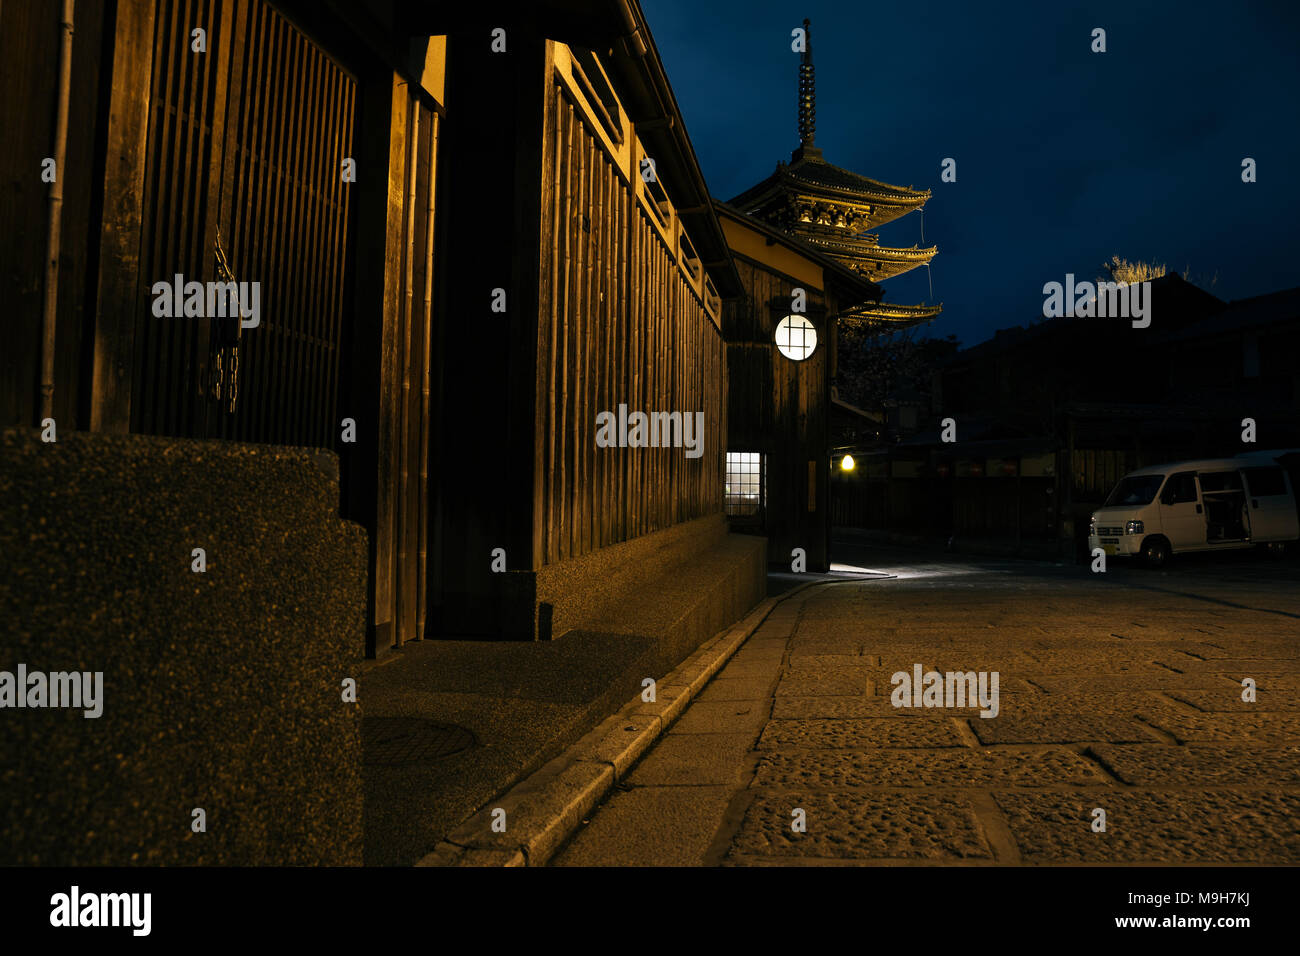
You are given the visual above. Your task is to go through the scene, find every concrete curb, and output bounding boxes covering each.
[415,580,826,867]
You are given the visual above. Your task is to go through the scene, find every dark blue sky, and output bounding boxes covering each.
[642,0,1300,347]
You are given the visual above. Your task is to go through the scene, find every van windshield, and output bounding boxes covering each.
[1105,475,1164,507]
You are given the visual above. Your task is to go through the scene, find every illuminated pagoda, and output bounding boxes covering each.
[727,18,941,330]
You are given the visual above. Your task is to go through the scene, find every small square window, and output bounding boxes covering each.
[725,451,764,516]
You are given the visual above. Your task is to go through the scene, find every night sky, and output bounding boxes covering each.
[641,0,1300,348]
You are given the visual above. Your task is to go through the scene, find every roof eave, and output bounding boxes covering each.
[398,0,743,300]
[714,200,882,303]
[601,1,744,298]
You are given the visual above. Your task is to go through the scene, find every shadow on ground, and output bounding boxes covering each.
[361,630,667,866]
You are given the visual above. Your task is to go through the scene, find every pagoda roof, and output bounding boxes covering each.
[801,234,938,280]
[728,148,931,230]
[713,200,882,303]
[839,301,943,329]
[722,15,937,300]
[782,149,931,205]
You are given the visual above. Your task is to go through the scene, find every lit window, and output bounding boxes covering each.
[775,314,817,361]
[725,452,763,516]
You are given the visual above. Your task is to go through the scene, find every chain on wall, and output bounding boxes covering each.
[208,227,241,413]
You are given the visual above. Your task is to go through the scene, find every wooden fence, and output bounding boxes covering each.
[535,59,725,566]
[129,0,355,446]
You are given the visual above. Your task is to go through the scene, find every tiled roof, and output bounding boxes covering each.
[1155,286,1300,343]
[728,153,931,209]
[782,156,930,203]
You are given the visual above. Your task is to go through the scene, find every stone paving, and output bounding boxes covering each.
[552,552,1300,866]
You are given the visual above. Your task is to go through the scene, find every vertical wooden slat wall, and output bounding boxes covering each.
[133,0,215,437]
[378,95,438,648]
[537,82,724,568]
[129,0,355,449]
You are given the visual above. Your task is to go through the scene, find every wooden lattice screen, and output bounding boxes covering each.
[131,0,355,447]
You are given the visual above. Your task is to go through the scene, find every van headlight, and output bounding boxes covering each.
[1125,520,1144,535]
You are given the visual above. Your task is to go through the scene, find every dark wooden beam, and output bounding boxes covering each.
[89,0,155,433]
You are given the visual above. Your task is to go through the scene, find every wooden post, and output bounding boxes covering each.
[418,110,439,643]
[90,0,156,433]
[394,100,418,646]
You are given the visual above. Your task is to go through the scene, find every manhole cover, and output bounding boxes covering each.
[363,717,476,766]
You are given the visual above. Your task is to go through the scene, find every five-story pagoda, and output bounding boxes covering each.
[727,18,941,330]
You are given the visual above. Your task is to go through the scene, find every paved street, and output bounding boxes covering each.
[552,545,1300,865]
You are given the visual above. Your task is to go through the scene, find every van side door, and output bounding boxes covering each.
[1200,470,1250,541]
[1241,466,1300,542]
[1158,470,1205,550]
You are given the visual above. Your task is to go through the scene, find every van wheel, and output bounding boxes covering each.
[1140,536,1171,568]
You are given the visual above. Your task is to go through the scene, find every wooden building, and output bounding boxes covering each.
[716,202,878,570]
[419,6,745,640]
[2,0,755,653]
[718,18,938,570]
[2,0,452,658]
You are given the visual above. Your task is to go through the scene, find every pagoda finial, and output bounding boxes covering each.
[798,18,815,148]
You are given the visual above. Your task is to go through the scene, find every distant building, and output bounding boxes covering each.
[835,274,1300,558]
[1156,285,1300,413]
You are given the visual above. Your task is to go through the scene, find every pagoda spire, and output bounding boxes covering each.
[797,18,816,149]
[793,19,822,163]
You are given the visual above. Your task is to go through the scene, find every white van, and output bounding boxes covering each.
[1088,450,1300,566]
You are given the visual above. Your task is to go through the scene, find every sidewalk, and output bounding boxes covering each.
[358,530,768,866]
[361,561,892,866]
[361,630,663,866]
